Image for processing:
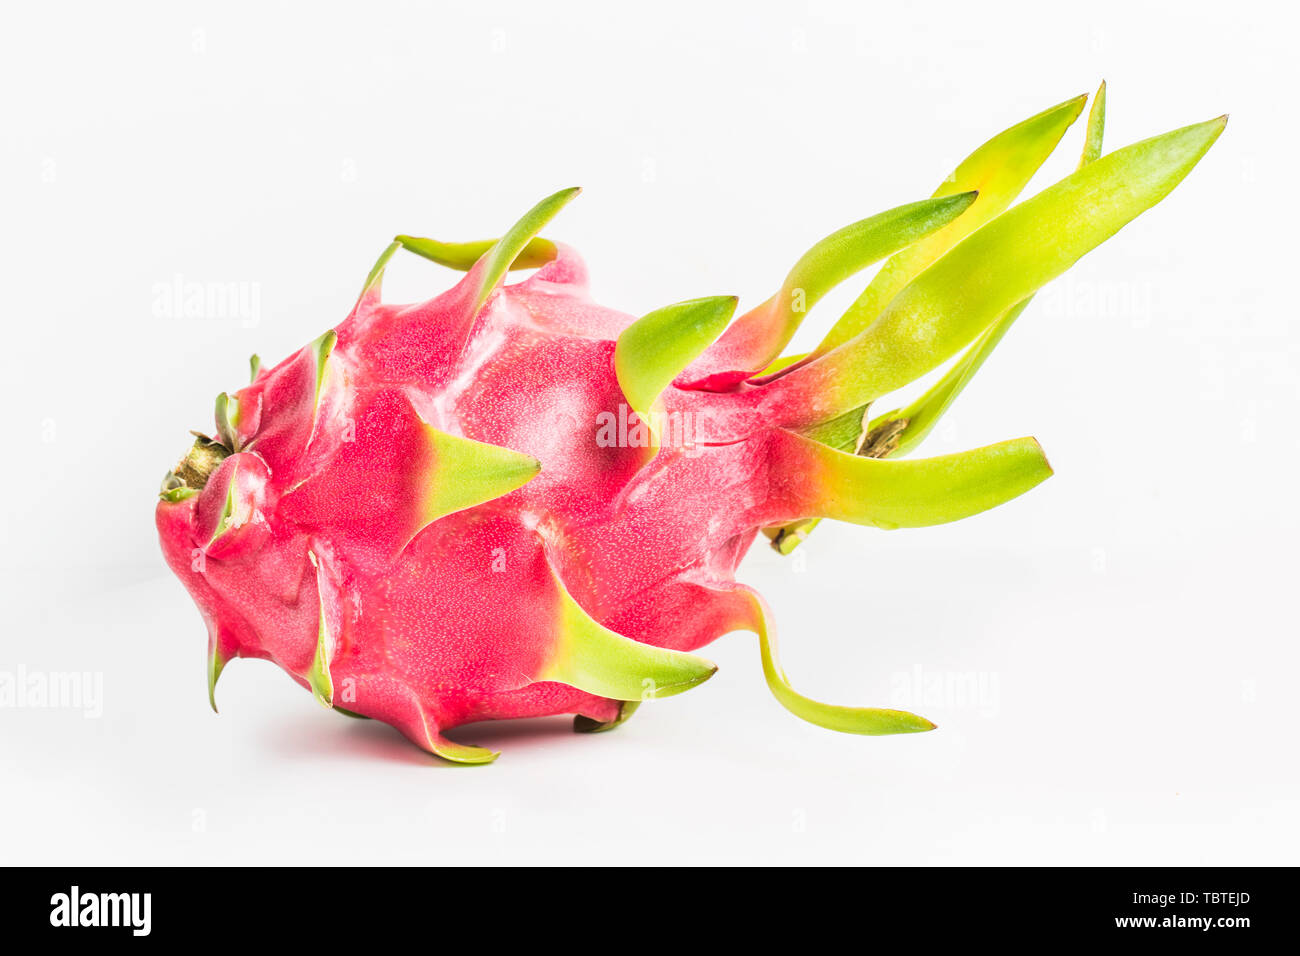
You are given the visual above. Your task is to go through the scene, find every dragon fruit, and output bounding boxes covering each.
[157,87,1224,763]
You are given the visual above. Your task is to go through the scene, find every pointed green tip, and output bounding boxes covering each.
[1033,438,1054,477]
[207,645,230,714]
[1033,92,1087,123]
[615,294,738,418]
[468,187,584,313]
[420,428,541,527]
[248,354,261,383]
[309,329,338,408]
[542,568,719,701]
[1189,115,1229,145]
[306,659,333,709]
[356,240,401,303]
[899,713,938,733]
[666,660,718,696]
[1079,81,1108,168]
[313,329,338,367]
[1036,92,1088,128]
[308,673,333,709]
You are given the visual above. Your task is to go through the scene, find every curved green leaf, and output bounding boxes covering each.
[812,94,1086,356]
[767,85,1114,554]
[207,640,230,714]
[779,115,1226,427]
[778,430,1052,530]
[692,193,978,381]
[740,591,935,735]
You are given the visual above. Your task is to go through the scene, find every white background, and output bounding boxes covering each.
[2,1,1296,865]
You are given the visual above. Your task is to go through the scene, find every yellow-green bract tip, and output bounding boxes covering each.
[207,643,230,714]
[420,427,541,528]
[468,188,582,313]
[539,566,717,701]
[615,295,738,420]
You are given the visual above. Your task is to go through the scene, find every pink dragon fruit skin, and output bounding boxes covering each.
[156,90,1224,763]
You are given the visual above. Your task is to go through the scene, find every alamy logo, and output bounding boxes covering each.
[49,886,151,936]
[151,273,262,327]
[594,403,703,451]
[0,666,102,718]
